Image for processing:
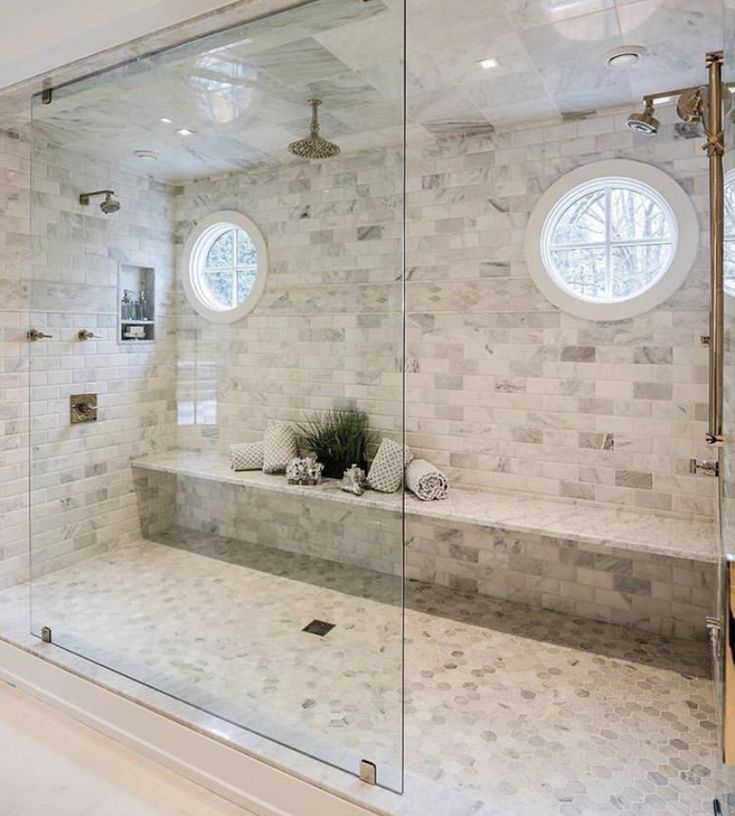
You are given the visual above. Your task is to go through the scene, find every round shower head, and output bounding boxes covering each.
[288,99,340,159]
[626,105,660,135]
[100,192,121,214]
[79,189,121,214]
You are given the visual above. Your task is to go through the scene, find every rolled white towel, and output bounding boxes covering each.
[230,441,264,471]
[406,459,449,501]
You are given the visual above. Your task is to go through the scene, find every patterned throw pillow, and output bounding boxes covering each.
[263,423,298,474]
[367,438,413,493]
[229,441,264,471]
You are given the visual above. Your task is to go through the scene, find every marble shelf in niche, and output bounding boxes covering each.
[131,451,716,564]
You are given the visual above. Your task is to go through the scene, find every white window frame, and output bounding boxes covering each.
[525,160,699,321]
[182,210,268,324]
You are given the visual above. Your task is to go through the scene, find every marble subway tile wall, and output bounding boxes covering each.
[406,107,715,520]
[0,126,31,589]
[174,146,404,453]
[24,134,178,585]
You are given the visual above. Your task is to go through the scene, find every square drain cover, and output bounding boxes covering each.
[303,619,335,637]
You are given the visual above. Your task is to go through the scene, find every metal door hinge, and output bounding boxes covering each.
[359,759,377,786]
[41,87,53,105]
[690,458,719,477]
[41,626,52,643]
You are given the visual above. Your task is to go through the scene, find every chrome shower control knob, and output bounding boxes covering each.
[27,329,53,341]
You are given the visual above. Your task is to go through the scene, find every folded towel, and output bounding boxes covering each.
[406,459,449,501]
[229,441,264,471]
[367,438,414,493]
[263,422,298,474]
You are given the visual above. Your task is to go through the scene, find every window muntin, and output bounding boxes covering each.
[542,178,676,304]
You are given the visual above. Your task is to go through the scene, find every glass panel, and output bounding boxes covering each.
[236,269,257,302]
[717,5,735,807]
[549,189,606,245]
[610,243,671,298]
[205,228,234,269]
[549,246,607,299]
[204,269,235,307]
[609,186,671,242]
[236,228,257,267]
[28,0,404,793]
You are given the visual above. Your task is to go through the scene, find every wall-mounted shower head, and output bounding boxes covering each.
[79,190,121,214]
[626,101,660,135]
[288,99,341,159]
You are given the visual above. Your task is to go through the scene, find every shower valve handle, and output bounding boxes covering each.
[77,329,101,341]
[27,329,52,341]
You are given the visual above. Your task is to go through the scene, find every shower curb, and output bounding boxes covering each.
[0,638,379,816]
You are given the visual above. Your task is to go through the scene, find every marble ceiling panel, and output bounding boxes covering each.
[30,0,728,182]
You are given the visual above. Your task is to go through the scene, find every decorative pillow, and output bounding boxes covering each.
[263,423,298,474]
[230,441,264,471]
[367,438,413,493]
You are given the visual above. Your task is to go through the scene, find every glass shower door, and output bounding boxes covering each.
[716,6,735,809]
[27,0,405,792]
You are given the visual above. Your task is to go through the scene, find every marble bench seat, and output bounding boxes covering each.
[132,450,717,640]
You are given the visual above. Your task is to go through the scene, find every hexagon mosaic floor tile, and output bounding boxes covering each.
[3,528,719,815]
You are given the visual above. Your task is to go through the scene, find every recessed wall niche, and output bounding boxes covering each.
[118,264,155,343]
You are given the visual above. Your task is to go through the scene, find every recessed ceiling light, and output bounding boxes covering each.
[177,128,194,136]
[478,57,499,70]
[160,117,172,124]
[134,149,158,161]
[605,46,645,69]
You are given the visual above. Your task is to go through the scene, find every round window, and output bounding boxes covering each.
[182,211,268,323]
[525,160,699,320]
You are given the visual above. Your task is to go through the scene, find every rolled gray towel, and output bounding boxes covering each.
[406,459,449,501]
[230,441,264,471]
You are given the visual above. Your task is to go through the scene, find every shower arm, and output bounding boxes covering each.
[641,82,735,107]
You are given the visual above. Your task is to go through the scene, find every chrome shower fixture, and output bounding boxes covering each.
[288,99,341,159]
[676,86,708,124]
[626,81,731,136]
[79,190,121,214]
[626,100,660,135]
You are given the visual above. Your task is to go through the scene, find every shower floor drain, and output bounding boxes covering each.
[302,619,335,637]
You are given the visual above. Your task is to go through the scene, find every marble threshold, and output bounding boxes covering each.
[133,450,717,563]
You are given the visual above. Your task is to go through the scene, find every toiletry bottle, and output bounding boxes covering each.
[121,290,131,320]
[139,288,148,321]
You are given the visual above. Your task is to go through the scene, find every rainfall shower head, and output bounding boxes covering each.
[626,101,660,135]
[79,190,121,214]
[288,99,341,159]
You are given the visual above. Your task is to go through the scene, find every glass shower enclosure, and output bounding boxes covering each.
[26,0,405,792]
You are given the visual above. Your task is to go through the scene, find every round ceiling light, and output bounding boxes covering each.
[605,46,645,69]
[134,149,158,161]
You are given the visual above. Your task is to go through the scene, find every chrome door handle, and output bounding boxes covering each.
[27,329,53,341]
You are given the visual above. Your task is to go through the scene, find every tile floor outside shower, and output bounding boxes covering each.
[0,528,718,816]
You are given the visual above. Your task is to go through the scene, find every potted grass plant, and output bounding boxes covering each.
[297,407,372,479]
